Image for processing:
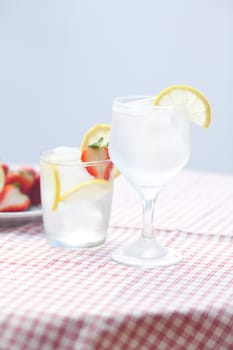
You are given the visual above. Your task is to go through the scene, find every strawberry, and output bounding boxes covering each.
[0,184,30,212]
[20,166,37,177]
[29,173,41,206]
[81,147,113,180]
[0,163,9,176]
[6,168,36,195]
[19,167,37,194]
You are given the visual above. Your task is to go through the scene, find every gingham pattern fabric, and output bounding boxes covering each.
[111,170,233,236]
[0,170,233,350]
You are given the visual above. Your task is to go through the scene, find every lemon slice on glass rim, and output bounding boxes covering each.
[153,85,212,128]
[81,124,111,150]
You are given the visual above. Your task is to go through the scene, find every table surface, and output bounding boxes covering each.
[1,170,233,350]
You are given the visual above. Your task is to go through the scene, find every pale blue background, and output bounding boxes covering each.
[0,0,233,173]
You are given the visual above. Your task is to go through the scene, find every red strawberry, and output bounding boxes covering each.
[19,167,37,193]
[29,173,41,206]
[0,184,30,212]
[0,163,9,176]
[20,166,37,177]
[6,172,21,186]
[81,147,113,180]
[6,168,36,195]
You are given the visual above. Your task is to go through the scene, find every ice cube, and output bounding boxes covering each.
[52,146,81,162]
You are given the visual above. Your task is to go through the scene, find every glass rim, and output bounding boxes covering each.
[113,95,176,113]
[40,149,112,167]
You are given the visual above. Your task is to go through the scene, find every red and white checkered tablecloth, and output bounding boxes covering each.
[111,170,233,236]
[0,170,233,350]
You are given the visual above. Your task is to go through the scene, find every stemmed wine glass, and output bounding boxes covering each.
[109,96,191,267]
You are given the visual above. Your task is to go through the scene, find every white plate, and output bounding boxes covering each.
[0,164,42,226]
[0,206,42,226]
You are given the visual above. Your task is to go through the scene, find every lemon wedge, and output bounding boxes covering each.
[51,164,60,211]
[0,165,5,192]
[59,179,112,202]
[40,160,61,211]
[81,124,111,150]
[154,85,211,128]
[81,123,120,178]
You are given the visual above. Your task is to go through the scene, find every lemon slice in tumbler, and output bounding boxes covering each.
[154,85,212,128]
[59,179,112,202]
[40,161,60,211]
[51,165,61,210]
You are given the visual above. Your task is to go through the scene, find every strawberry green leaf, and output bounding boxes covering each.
[89,137,108,149]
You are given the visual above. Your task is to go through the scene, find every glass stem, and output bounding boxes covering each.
[141,196,157,240]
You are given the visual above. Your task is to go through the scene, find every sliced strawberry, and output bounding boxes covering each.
[29,173,41,206]
[6,168,36,195]
[6,172,21,185]
[81,147,113,180]
[20,166,37,177]
[0,163,9,176]
[18,168,36,194]
[0,184,30,212]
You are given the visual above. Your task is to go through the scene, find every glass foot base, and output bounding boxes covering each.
[112,237,182,268]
